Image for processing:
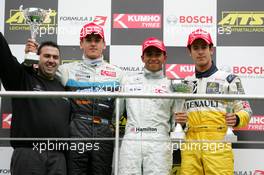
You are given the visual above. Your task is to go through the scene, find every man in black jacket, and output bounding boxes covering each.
[0,32,71,175]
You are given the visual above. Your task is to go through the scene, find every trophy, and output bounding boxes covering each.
[219,66,238,142]
[170,79,193,140]
[20,5,51,65]
[224,101,238,142]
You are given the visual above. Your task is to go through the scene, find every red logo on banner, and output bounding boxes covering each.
[113,14,161,28]
[235,116,264,131]
[92,16,107,26]
[101,70,116,77]
[179,16,213,24]
[2,113,12,129]
[166,64,195,79]
[254,170,264,175]
[233,66,264,75]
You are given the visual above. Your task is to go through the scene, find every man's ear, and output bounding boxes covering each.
[187,48,191,56]
[210,47,214,56]
[141,55,145,62]
[80,40,83,49]
[103,41,106,49]
[163,55,167,63]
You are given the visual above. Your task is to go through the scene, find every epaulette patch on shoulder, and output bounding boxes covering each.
[226,74,237,83]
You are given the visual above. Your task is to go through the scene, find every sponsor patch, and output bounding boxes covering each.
[101,70,116,77]
[242,101,251,109]
[206,82,220,94]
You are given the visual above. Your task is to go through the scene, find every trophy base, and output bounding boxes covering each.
[24,52,39,65]
[170,131,185,140]
[224,134,237,143]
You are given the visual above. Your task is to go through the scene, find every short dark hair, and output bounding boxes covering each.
[37,41,60,55]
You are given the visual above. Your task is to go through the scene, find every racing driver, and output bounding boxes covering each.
[57,22,123,175]
[119,37,176,175]
[175,29,252,175]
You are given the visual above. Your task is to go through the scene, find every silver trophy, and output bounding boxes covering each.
[170,79,193,140]
[20,5,51,65]
[224,101,238,142]
[220,66,238,142]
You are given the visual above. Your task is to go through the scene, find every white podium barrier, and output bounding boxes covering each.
[0,147,13,175]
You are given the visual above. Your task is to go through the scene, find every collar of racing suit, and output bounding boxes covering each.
[195,62,218,78]
[143,68,164,79]
[82,55,104,67]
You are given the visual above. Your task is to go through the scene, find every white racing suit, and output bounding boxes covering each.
[180,64,252,175]
[119,69,176,175]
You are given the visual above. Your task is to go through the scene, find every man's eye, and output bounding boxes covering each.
[146,53,162,57]
[44,54,50,58]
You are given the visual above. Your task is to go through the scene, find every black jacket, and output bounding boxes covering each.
[0,32,71,148]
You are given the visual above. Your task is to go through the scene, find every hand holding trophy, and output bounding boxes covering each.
[224,101,238,142]
[170,80,192,140]
[220,66,238,142]
[20,5,51,65]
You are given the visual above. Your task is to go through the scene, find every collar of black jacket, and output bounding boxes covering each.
[195,62,218,78]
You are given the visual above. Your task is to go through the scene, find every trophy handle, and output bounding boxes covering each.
[43,9,52,23]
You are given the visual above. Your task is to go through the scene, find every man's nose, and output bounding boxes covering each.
[90,40,97,45]
[197,48,204,54]
[47,56,56,62]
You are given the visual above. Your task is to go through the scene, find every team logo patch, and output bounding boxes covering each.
[154,85,168,94]
[33,84,44,91]
[206,82,220,94]
[242,101,251,109]
[127,85,143,92]
[101,70,116,77]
